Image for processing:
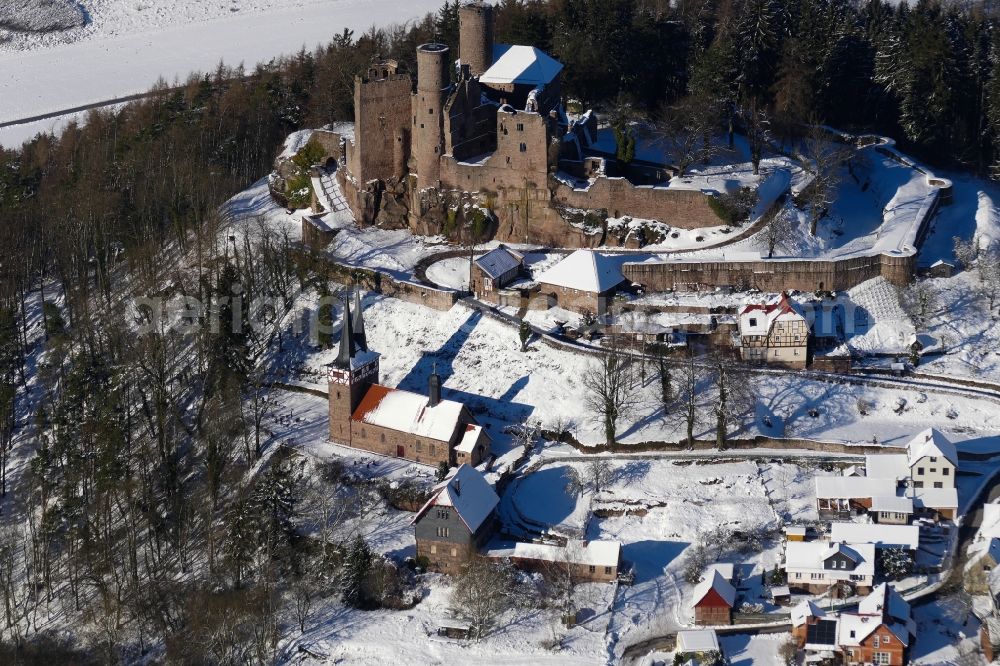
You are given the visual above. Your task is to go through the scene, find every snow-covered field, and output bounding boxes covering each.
[0,0,444,147]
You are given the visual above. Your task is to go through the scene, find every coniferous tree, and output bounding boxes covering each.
[342,535,374,609]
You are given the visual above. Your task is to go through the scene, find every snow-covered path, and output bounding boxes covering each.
[0,0,443,147]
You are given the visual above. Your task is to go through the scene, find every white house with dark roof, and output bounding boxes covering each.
[536,249,627,315]
[784,541,875,595]
[412,464,500,572]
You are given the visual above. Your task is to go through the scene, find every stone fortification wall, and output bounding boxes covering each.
[350,68,411,185]
[553,178,724,229]
[623,251,916,293]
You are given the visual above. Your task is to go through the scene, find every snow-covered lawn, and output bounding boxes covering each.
[426,257,472,291]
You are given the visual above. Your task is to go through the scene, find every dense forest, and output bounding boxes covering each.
[0,0,995,662]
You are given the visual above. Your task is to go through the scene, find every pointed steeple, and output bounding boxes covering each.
[352,289,367,352]
[336,295,355,368]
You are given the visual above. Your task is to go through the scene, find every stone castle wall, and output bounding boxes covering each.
[623,251,916,293]
[553,178,724,229]
[350,72,412,184]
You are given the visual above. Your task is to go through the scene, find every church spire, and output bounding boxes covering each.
[352,289,367,352]
[336,294,355,367]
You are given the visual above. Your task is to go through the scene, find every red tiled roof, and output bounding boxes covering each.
[351,384,394,422]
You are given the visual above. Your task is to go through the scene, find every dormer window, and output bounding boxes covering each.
[930,456,937,462]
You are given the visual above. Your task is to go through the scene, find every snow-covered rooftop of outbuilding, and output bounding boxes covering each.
[474,245,523,280]
[352,384,465,443]
[480,44,563,86]
[814,476,897,499]
[792,600,826,627]
[676,629,720,653]
[412,464,499,533]
[829,522,919,550]
[455,424,483,453]
[535,249,626,293]
[865,453,910,481]
[870,495,913,514]
[483,538,621,568]
[910,486,959,510]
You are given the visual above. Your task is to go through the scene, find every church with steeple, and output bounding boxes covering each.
[328,291,490,467]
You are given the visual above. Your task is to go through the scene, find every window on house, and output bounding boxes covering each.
[873,636,879,648]
[795,573,801,579]
[917,467,924,475]
[589,565,596,573]
[930,456,937,462]
[810,573,822,580]
[605,566,612,574]
[429,108,434,115]
[380,434,386,443]
[913,481,923,488]
[943,467,950,476]
[749,318,758,326]
[416,442,422,452]
[451,548,457,557]
[929,468,937,474]
[874,653,891,665]
[430,544,437,554]
[336,390,341,399]
[519,143,527,152]
[850,574,864,581]
[436,527,450,538]
[934,482,943,489]
[883,635,891,644]
[516,123,524,131]
[840,560,846,569]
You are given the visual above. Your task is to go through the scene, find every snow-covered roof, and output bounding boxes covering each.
[814,476,897,500]
[691,570,736,608]
[676,629,720,653]
[829,522,919,550]
[352,384,466,442]
[792,600,826,627]
[910,486,958,510]
[536,249,626,294]
[484,538,621,568]
[784,541,875,578]
[981,503,1000,539]
[906,428,958,466]
[480,44,563,86]
[412,464,499,533]
[785,526,807,537]
[870,495,913,514]
[738,292,806,338]
[864,453,910,481]
[455,424,483,453]
[475,245,523,280]
[840,583,915,647]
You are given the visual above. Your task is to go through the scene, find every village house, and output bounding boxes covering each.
[907,428,958,489]
[967,504,1000,589]
[483,538,622,583]
[838,583,916,665]
[784,540,875,597]
[868,494,914,525]
[470,244,524,303]
[793,585,916,665]
[535,249,627,315]
[738,292,809,368]
[691,570,737,625]
[328,292,491,466]
[411,464,499,572]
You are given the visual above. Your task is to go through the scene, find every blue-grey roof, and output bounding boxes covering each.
[475,246,522,280]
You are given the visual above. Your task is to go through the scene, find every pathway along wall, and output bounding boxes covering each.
[623,251,916,293]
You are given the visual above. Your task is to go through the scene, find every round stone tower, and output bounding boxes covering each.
[414,43,450,187]
[459,1,494,78]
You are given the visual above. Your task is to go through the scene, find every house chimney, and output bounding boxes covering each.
[428,370,441,407]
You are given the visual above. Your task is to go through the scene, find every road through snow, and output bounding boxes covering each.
[0,0,444,147]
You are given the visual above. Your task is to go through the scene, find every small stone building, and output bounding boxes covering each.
[470,244,524,302]
[692,570,736,626]
[411,464,500,572]
[535,249,627,315]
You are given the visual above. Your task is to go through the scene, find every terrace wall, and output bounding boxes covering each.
[553,179,724,229]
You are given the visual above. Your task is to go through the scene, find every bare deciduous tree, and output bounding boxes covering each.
[585,459,614,494]
[582,339,638,447]
[707,352,754,450]
[953,233,982,272]
[760,208,796,258]
[674,351,703,450]
[801,125,852,235]
[449,557,528,640]
[657,95,722,176]
[900,280,937,327]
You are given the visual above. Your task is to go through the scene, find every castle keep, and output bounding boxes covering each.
[335,1,726,246]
